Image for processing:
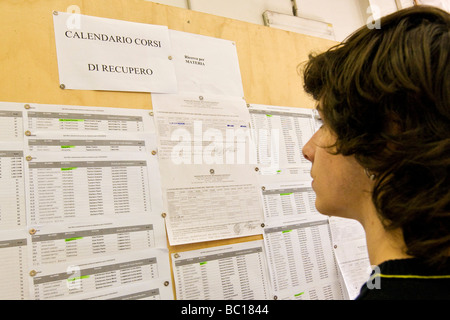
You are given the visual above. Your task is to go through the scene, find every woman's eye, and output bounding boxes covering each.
[314,117,323,131]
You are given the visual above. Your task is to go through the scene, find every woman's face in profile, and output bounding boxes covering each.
[302,113,373,222]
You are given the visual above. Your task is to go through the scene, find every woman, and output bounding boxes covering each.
[301,5,450,299]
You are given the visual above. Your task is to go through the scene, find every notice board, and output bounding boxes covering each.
[0,0,358,301]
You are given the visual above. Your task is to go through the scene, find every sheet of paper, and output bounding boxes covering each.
[0,103,26,230]
[248,104,315,176]
[172,240,271,300]
[152,93,263,245]
[263,218,346,300]
[0,101,173,300]
[53,12,177,93]
[152,93,255,166]
[0,149,26,231]
[0,103,29,299]
[0,104,24,143]
[260,181,322,224]
[160,163,264,245]
[329,217,371,300]
[29,249,172,300]
[27,132,152,154]
[24,152,162,226]
[27,217,166,267]
[169,30,244,97]
[0,230,30,300]
[69,280,173,300]
[21,103,172,301]
[23,102,155,134]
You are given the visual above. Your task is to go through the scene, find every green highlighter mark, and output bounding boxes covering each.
[59,119,84,122]
[200,262,207,266]
[61,167,77,171]
[295,292,305,297]
[280,193,292,196]
[67,275,89,282]
[61,146,75,149]
[282,230,292,234]
[65,237,83,242]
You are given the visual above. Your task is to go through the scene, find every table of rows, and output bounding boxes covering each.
[27,160,151,224]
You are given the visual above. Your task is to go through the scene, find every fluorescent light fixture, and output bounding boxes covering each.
[395,0,415,9]
[263,10,336,41]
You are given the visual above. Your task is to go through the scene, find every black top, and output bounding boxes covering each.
[356,258,450,300]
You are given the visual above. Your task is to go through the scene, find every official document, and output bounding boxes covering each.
[0,230,29,300]
[152,93,263,245]
[248,104,315,176]
[0,104,26,229]
[0,101,173,300]
[28,217,166,267]
[260,181,320,224]
[29,249,171,300]
[169,30,244,97]
[152,93,255,165]
[23,102,155,134]
[24,152,161,226]
[263,218,346,300]
[160,163,264,245]
[0,103,29,299]
[0,104,23,143]
[329,217,371,300]
[172,240,271,300]
[70,280,173,300]
[27,133,151,154]
[0,149,26,230]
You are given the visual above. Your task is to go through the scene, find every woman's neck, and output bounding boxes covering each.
[360,209,412,266]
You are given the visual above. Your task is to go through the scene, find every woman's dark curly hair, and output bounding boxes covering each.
[302,6,450,267]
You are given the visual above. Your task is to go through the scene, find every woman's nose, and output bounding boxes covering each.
[302,136,315,163]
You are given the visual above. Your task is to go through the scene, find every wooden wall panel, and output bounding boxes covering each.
[0,0,336,109]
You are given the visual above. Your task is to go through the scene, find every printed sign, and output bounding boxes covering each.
[53,12,177,93]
